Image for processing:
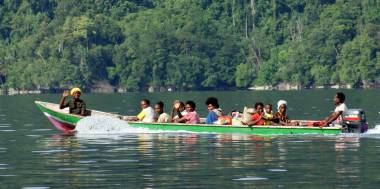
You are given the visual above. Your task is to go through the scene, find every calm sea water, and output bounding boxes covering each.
[1,90,380,188]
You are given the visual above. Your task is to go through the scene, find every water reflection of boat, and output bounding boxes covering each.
[35,101,342,135]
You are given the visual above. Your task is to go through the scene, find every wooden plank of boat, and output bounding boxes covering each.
[34,101,342,135]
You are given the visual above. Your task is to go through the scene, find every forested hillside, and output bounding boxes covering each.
[0,0,379,92]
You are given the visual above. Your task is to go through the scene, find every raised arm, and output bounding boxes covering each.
[59,90,70,109]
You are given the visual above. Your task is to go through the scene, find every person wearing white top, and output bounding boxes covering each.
[138,106,155,123]
[154,101,171,123]
[321,92,348,127]
[125,99,155,123]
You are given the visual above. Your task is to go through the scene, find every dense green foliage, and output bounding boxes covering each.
[0,0,379,91]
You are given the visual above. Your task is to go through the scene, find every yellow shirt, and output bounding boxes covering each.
[263,113,273,125]
[137,107,155,123]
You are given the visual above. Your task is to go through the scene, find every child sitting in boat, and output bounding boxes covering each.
[205,97,222,124]
[175,101,200,124]
[263,104,274,125]
[59,88,87,116]
[242,102,265,126]
[154,101,171,123]
[126,99,155,123]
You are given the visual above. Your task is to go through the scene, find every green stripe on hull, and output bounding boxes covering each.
[128,123,341,135]
[35,101,342,135]
[35,102,80,125]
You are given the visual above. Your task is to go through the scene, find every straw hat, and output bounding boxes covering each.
[70,88,82,96]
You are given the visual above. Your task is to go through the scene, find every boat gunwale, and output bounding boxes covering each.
[128,122,341,130]
[35,101,341,131]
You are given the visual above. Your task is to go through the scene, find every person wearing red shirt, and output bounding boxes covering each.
[243,102,265,126]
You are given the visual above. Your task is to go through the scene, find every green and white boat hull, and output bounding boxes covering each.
[128,122,341,135]
[35,101,342,135]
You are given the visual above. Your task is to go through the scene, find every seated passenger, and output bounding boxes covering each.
[320,92,348,127]
[175,101,200,124]
[127,99,155,123]
[205,97,222,124]
[155,101,171,123]
[59,88,87,116]
[171,101,187,121]
[242,102,265,126]
[273,100,291,126]
[263,104,274,125]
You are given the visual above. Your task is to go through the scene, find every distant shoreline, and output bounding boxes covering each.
[1,85,379,96]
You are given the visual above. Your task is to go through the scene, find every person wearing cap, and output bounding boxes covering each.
[273,100,291,126]
[59,88,87,116]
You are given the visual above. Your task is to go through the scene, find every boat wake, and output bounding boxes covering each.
[365,125,380,134]
[75,115,155,135]
[339,125,380,139]
[360,125,380,139]
[75,115,380,139]
[74,115,194,136]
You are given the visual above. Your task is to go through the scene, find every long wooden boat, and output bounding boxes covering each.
[35,101,342,135]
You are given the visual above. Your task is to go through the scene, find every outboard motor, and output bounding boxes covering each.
[341,109,368,133]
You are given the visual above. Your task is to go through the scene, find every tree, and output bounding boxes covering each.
[235,63,255,88]
[0,0,379,91]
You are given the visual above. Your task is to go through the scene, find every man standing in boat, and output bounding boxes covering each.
[59,88,87,116]
[320,92,348,127]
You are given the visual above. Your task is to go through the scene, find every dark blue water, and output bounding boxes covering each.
[1,90,380,188]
